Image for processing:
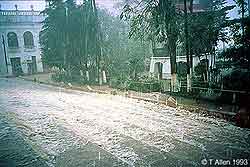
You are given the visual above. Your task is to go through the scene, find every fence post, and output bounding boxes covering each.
[170,81,172,95]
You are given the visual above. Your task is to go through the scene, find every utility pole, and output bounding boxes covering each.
[64,5,70,77]
[189,0,193,75]
[2,35,8,74]
[184,0,191,92]
[92,0,101,85]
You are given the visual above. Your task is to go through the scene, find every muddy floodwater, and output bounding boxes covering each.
[0,78,250,167]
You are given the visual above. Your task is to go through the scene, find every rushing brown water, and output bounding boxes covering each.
[0,78,250,167]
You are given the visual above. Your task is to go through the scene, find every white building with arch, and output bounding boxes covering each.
[149,48,215,80]
[0,8,45,76]
[149,0,216,81]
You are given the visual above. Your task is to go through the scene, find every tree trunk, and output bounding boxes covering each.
[169,35,177,92]
[85,60,90,82]
[102,70,107,83]
[241,0,245,60]
[86,71,90,82]
[171,73,177,92]
[205,53,208,82]
[99,69,102,85]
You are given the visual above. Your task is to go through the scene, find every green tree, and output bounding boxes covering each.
[184,0,233,91]
[40,0,104,83]
[121,0,232,92]
[121,0,182,91]
[99,9,151,80]
[220,0,250,69]
[40,0,66,69]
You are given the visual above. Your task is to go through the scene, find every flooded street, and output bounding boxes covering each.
[0,78,250,167]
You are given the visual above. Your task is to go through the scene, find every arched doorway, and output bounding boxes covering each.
[154,62,163,79]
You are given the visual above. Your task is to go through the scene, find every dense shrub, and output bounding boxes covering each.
[191,76,209,93]
[51,68,90,84]
[128,81,161,92]
[51,70,71,82]
[223,70,250,91]
[110,76,161,93]
[109,76,129,89]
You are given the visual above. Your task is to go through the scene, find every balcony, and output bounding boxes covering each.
[0,10,45,24]
[24,45,36,52]
[7,47,21,53]
[0,10,42,16]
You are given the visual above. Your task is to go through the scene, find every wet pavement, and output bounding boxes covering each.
[0,78,250,167]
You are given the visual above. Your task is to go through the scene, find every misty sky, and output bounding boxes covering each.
[0,0,240,18]
[0,0,119,11]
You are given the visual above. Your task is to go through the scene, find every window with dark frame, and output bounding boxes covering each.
[23,31,34,48]
[7,32,19,48]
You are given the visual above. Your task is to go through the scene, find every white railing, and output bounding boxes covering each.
[0,10,45,23]
[0,10,43,16]
[151,57,170,60]
[7,47,21,53]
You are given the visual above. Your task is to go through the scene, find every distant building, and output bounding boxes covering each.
[149,48,214,80]
[149,0,214,80]
[0,6,45,76]
[175,0,210,12]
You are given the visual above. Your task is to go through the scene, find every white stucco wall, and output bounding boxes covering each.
[0,37,7,75]
[150,55,214,79]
